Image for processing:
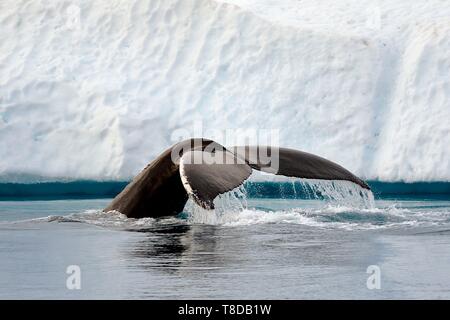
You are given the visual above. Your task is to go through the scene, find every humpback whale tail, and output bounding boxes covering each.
[104,138,370,218]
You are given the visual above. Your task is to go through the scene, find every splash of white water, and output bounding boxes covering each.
[296,179,375,208]
[184,179,375,224]
[185,185,248,224]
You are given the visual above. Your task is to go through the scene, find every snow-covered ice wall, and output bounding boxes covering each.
[0,0,449,182]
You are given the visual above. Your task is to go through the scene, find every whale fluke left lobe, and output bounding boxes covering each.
[179,150,252,209]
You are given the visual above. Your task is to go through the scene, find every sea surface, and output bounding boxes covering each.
[1,184,450,299]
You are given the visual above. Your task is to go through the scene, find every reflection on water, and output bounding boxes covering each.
[129,224,191,258]
[122,220,382,280]
[125,224,242,275]
[0,198,450,299]
[128,224,196,273]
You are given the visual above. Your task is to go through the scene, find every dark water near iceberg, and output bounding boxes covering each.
[1,180,450,299]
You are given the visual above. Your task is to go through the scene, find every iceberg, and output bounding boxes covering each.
[0,0,448,183]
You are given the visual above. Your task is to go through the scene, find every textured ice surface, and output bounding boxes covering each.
[0,0,449,182]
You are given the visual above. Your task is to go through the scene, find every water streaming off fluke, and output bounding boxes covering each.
[184,179,375,224]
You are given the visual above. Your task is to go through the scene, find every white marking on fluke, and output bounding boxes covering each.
[179,152,212,210]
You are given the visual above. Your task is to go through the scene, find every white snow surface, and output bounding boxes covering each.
[0,0,449,183]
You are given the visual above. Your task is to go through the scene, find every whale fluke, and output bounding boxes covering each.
[104,138,370,218]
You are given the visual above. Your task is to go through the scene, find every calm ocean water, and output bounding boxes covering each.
[1,193,450,299]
